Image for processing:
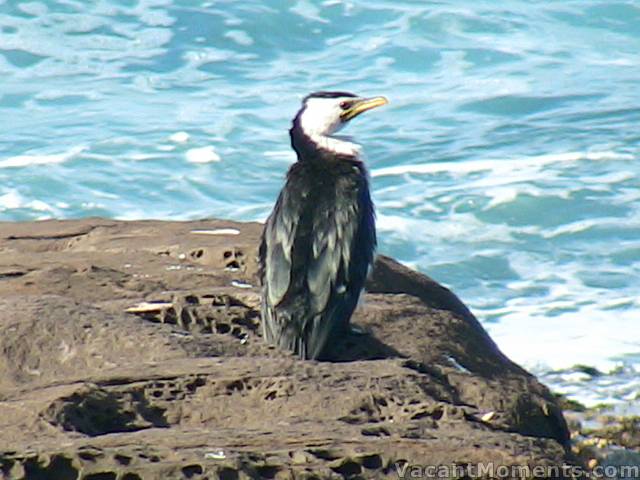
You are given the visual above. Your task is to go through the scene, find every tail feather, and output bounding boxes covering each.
[262,297,336,360]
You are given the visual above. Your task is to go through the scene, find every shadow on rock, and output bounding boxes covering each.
[321,327,404,362]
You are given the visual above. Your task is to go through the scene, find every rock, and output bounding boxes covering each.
[0,218,572,479]
[569,406,640,473]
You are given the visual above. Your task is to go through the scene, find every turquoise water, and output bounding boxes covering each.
[1,0,639,407]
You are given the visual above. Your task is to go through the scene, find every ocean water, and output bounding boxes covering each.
[1,0,638,408]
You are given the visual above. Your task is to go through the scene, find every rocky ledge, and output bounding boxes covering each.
[0,218,573,480]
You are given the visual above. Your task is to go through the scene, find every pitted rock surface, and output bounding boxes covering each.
[0,219,571,479]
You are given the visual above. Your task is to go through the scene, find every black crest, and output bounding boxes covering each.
[303,91,357,102]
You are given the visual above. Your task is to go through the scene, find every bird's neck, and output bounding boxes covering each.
[290,123,362,160]
[308,133,362,157]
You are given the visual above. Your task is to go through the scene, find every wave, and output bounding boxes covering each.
[0,190,57,214]
[371,150,634,178]
[0,145,86,169]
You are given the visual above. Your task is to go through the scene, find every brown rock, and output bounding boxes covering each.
[0,218,572,479]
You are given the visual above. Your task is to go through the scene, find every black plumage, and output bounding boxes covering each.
[259,91,386,360]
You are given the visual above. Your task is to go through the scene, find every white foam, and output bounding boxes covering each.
[484,187,519,208]
[183,49,233,68]
[130,153,163,161]
[377,212,515,243]
[485,304,640,375]
[35,90,97,101]
[290,0,329,23]
[185,146,221,164]
[29,199,54,212]
[264,150,297,162]
[0,191,23,210]
[371,150,634,178]
[473,247,640,407]
[0,145,85,169]
[169,131,190,143]
[0,190,55,213]
[224,30,254,46]
[542,219,599,238]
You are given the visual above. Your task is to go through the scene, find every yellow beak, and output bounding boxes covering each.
[340,96,389,121]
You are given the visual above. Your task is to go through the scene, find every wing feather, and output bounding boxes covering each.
[262,186,299,307]
[260,161,376,359]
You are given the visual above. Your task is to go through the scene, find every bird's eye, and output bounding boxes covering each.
[339,101,351,110]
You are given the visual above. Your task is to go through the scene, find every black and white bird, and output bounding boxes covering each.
[259,91,388,360]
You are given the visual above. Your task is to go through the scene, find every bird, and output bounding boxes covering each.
[259,91,388,360]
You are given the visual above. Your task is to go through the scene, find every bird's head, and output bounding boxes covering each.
[290,91,388,158]
[296,91,388,138]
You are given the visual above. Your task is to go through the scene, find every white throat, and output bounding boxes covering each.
[307,132,362,157]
